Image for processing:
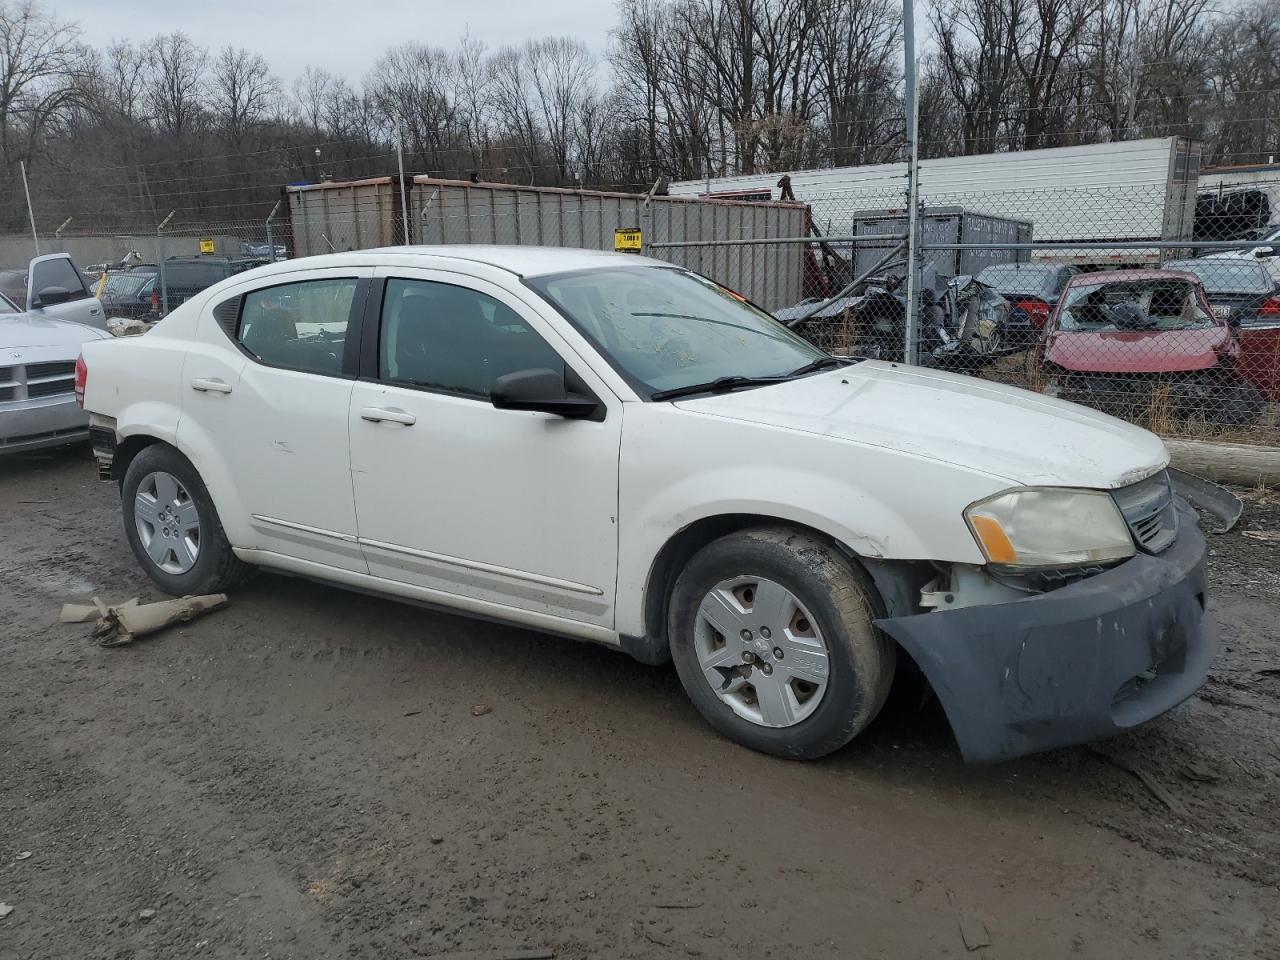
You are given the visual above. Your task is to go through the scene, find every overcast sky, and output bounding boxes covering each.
[53,0,617,84]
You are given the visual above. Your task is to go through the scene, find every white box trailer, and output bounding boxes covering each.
[670,137,1203,264]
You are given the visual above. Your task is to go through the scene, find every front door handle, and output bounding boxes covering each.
[191,377,232,394]
[360,406,416,426]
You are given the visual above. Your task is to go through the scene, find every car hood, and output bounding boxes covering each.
[672,361,1167,489]
[1044,327,1231,373]
[0,312,109,351]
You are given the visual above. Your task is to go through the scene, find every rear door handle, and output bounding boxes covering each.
[360,406,416,426]
[191,377,232,394]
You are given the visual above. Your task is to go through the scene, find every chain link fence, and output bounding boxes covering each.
[4,172,1278,446]
[658,180,1280,446]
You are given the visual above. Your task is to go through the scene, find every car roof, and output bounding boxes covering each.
[978,262,1058,273]
[240,245,668,281]
[1165,257,1269,273]
[1067,268,1201,285]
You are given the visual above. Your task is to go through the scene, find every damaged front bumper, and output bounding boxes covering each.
[875,501,1214,764]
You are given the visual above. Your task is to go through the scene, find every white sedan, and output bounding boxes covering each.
[78,247,1214,762]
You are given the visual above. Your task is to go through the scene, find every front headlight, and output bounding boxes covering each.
[964,487,1135,568]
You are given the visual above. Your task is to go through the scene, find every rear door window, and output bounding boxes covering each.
[237,278,358,375]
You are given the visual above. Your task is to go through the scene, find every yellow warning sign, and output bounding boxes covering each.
[199,238,216,255]
[613,228,642,252]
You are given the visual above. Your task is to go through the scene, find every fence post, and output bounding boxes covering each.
[265,199,281,261]
[396,139,410,245]
[156,210,175,315]
[901,0,922,365]
[641,178,663,256]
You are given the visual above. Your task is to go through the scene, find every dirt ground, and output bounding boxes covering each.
[1,446,1277,960]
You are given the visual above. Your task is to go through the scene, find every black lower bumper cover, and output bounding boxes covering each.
[875,503,1215,764]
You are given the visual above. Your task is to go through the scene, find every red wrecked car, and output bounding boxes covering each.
[1040,268,1266,427]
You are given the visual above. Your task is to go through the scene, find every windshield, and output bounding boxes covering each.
[162,262,230,286]
[1164,260,1273,294]
[1059,280,1216,332]
[102,273,152,297]
[527,267,825,395]
[975,263,1056,294]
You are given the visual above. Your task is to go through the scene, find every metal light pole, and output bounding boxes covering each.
[901,0,922,366]
[20,160,39,255]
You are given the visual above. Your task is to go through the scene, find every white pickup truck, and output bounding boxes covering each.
[77,246,1215,763]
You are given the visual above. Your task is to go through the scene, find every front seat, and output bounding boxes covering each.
[392,288,492,395]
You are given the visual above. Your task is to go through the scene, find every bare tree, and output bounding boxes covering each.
[210,46,277,149]
[146,32,207,139]
[12,0,1280,231]
[812,0,904,165]
[1207,0,1280,163]
[489,44,544,182]
[292,65,337,137]
[525,36,594,183]
[611,0,667,180]
[0,0,84,169]
[1011,0,1096,148]
[452,31,492,174]
[367,42,459,173]
[1081,0,1142,140]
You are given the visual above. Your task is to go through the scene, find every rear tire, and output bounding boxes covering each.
[121,444,250,595]
[668,526,895,760]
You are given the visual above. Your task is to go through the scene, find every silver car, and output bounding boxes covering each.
[1,253,110,455]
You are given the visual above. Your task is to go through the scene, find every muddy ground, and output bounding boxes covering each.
[1,446,1277,960]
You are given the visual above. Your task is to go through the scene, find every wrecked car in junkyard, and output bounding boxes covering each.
[974,261,1080,344]
[1040,269,1265,428]
[1164,258,1280,404]
[80,246,1216,764]
[777,267,1013,368]
[2,292,110,454]
[2,253,111,454]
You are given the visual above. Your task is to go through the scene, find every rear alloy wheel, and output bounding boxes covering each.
[669,527,895,760]
[121,443,250,595]
[133,471,201,575]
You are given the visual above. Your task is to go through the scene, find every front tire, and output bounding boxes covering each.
[121,444,250,595]
[668,527,895,760]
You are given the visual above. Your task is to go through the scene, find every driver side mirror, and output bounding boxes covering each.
[32,285,73,308]
[491,367,603,420]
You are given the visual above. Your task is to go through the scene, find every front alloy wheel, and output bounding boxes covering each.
[668,526,895,760]
[695,577,830,727]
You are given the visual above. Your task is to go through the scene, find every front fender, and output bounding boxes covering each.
[615,406,1004,638]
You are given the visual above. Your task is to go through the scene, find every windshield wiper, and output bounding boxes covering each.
[650,375,789,401]
[650,357,859,402]
[784,355,856,378]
